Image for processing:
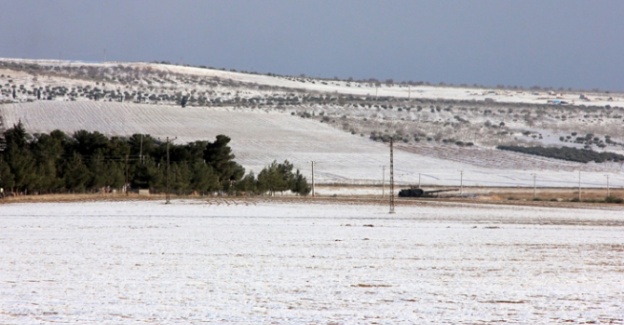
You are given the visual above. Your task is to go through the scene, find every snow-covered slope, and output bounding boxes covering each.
[2,101,623,188]
[3,58,623,107]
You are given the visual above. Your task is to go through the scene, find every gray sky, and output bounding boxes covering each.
[1,0,622,91]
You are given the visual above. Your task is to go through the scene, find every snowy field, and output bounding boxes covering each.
[1,199,623,324]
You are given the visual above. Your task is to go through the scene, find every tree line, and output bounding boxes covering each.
[0,123,310,196]
[497,145,624,163]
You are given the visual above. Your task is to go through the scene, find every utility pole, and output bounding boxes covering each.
[578,171,582,201]
[165,136,177,204]
[389,138,395,214]
[418,173,421,188]
[124,154,129,196]
[311,161,315,197]
[460,170,464,195]
[606,174,610,198]
[382,165,385,198]
[139,134,144,164]
[166,137,171,204]
[532,173,537,200]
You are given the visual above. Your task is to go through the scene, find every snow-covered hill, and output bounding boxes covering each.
[2,101,622,188]
[1,58,623,188]
[2,58,623,107]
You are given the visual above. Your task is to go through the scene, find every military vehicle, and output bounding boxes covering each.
[398,187,458,198]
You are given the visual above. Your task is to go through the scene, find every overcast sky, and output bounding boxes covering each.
[1,1,622,91]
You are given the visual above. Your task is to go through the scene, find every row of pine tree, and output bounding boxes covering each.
[0,123,310,196]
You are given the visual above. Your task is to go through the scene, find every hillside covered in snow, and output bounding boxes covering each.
[1,58,623,188]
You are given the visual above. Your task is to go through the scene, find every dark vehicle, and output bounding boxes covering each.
[398,187,458,198]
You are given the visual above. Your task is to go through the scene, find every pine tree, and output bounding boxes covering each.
[203,135,244,190]
[291,169,311,196]
[0,157,15,192]
[62,153,91,193]
[3,122,36,193]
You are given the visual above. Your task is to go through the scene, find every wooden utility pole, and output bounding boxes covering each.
[382,165,385,198]
[532,173,537,200]
[124,154,129,196]
[311,161,315,197]
[389,138,395,214]
[460,170,464,195]
[165,137,177,204]
[166,137,171,204]
[139,134,144,164]
[578,171,582,201]
[606,174,610,197]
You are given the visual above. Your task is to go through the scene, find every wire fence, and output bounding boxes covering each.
[310,169,624,190]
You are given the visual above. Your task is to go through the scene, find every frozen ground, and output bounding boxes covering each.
[1,199,623,324]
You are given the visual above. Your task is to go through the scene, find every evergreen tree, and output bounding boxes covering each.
[203,135,245,190]
[132,157,164,191]
[87,151,108,190]
[30,132,66,193]
[128,134,156,163]
[106,136,130,189]
[3,122,36,193]
[62,152,91,192]
[4,121,30,148]
[291,169,311,196]
[0,157,14,191]
[72,130,109,157]
[189,160,219,194]
[258,160,293,195]
[170,162,192,194]
[235,172,259,195]
[0,127,308,197]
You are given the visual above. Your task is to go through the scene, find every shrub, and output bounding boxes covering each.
[497,145,624,163]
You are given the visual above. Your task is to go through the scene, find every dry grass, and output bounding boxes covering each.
[1,187,622,209]
[494,187,624,202]
[0,192,166,204]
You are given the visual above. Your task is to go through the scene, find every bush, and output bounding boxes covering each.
[605,196,624,204]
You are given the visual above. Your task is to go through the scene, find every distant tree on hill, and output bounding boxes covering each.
[497,145,624,163]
